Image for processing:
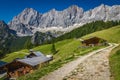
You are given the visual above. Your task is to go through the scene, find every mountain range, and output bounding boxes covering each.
[8,4,120,36]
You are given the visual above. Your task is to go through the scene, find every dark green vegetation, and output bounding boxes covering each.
[24,37,33,49]
[0,21,16,58]
[55,20,120,42]
[10,36,31,52]
[0,36,31,58]
[51,43,57,54]
[109,45,120,80]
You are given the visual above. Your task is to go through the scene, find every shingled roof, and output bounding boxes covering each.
[17,56,51,67]
[33,51,45,57]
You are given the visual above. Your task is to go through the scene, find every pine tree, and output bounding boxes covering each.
[51,43,56,54]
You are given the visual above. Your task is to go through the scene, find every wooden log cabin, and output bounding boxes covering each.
[81,37,107,46]
[2,51,52,79]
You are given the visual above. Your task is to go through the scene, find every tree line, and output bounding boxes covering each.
[54,20,120,42]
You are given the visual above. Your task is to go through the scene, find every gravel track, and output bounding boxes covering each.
[40,44,118,80]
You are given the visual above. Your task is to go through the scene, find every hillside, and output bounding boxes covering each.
[1,38,103,80]
[1,39,74,62]
[55,21,120,42]
[2,39,100,62]
[82,25,120,43]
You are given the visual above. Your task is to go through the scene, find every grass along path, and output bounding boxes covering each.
[109,44,120,80]
[39,44,116,80]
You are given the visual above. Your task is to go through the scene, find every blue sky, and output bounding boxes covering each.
[0,0,120,23]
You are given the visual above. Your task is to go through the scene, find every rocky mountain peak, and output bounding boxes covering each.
[9,7,42,25]
[0,20,5,24]
[50,8,57,12]
[22,8,41,16]
[23,8,35,12]
[47,8,58,15]
[68,5,80,10]
[8,4,120,36]
[65,5,83,13]
[99,4,105,7]
[0,20,9,29]
[8,8,42,36]
[0,20,16,34]
[95,4,110,10]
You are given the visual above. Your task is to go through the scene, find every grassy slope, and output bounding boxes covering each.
[2,49,28,62]
[82,25,120,43]
[1,38,103,80]
[109,45,120,80]
[2,39,73,62]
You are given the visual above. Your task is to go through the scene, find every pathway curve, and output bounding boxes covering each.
[40,43,118,80]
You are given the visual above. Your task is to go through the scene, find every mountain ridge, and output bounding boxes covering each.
[9,4,120,36]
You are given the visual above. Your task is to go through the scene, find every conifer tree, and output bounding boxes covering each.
[51,39,56,54]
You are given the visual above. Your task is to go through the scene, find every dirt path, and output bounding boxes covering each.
[40,44,118,80]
